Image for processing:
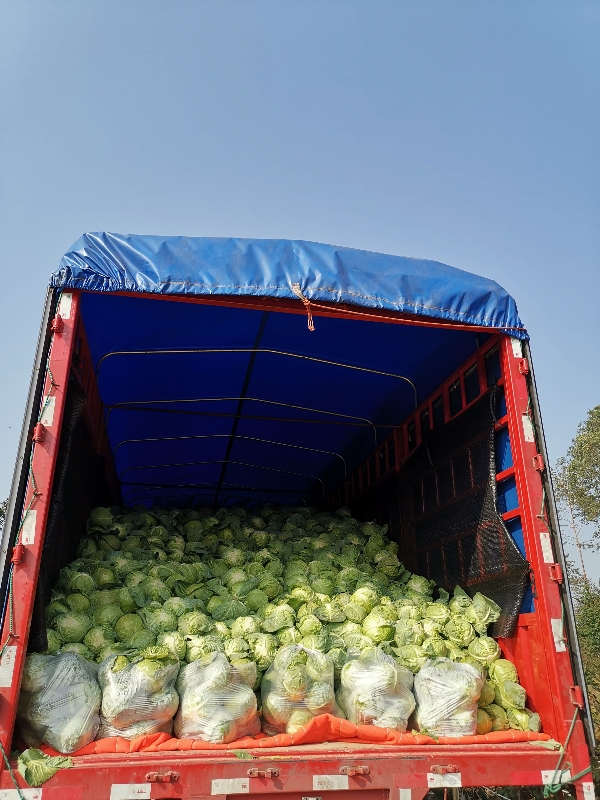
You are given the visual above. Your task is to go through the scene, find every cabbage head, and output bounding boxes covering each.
[305,681,335,713]
[489,658,519,685]
[115,613,144,643]
[211,599,248,622]
[92,567,118,590]
[476,708,493,735]
[424,603,451,625]
[156,631,187,660]
[394,619,424,648]
[222,548,246,567]
[116,587,138,614]
[478,679,496,707]
[507,708,541,732]
[275,627,301,646]
[482,703,509,731]
[301,633,329,652]
[421,636,447,657]
[224,638,250,659]
[231,616,262,639]
[262,604,296,633]
[65,594,91,614]
[405,575,434,596]
[185,634,225,662]
[344,603,368,623]
[362,614,394,643]
[178,611,214,635]
[93,604,123,627]
[140,577,171,603]
[444,618,476,647]
[280,664,309,699]
[351,587,379,613]
[314,603,346,623]
[467,636,500,665]
[286,709,314,735]
[90,507,113,529]
[494,680,526,710]
[163,596,198,618]
[298,615,322,637]
[305,650,333,683]
[247,633,278,670]
[61,643,95,660]
[45,630,62,654]
[83,625,116,654]
[139,607,178,634]
[396,644,427,673]
[54,612,93,643]
[67,572,96,596]
[258,576,283,600]
[46,598,69,623]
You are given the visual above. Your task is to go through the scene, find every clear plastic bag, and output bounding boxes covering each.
[414,657,484,737]
[338,647,415,732]
[260,644,342,735]
[98,649,180,739]
[174,652,260,742]
[17,653,101,753]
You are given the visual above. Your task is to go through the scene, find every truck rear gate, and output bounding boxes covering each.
[0,235,593,798]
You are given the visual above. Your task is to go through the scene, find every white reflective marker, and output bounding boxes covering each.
[540,531,554,564]
[0,791,42,800]
[522,414,535,443]
[21,510,37,546]
[551,618,567,652]
[313,776,349,791]
[541,770,571,785]
[58,292,72,319]
[427,773,462,788]
[212,779,250,795]
[400,789,412,800]
[40,397,56,427]
[582,781,595,800]
[110,785,151,800]
[511,338,523,358]
[0,646,18,688]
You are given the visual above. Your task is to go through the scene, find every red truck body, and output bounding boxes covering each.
[0,245,594,800]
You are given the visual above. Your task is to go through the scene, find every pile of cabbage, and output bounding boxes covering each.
[39,502,538,736]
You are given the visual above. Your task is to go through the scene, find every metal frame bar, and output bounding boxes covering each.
[124,486,311,507]
[106,396,381,445]
[119,460,325,497]
[113,433,348,476]
[96,347,419,407]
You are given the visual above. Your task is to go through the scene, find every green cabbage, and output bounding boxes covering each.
[494,680,526,710]
[483,703,510,731]
[65,594,91,614]
[83,625,116,655]
[298,615,323,636]
[230,616,262,639]
[178,611,214,635]
[489,658,519,685]
[139,607,178,634]
[92,604,123,627]
[478,679,496,707]
[54,613,93,643]
[444,617,476,647]
[467,635,500,665]
[45,629,62,654]
[476,708,493,734]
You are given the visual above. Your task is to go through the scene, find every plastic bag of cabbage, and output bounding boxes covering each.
[261,645,340,735]
[98,646,180,739]
[414,658,485,737]
[175,652,260,742]
[338,647,415,731]
[17,653,101,753]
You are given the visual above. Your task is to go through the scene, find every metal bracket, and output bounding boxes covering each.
[10,545,24,566]
[570,686,584,709]
[50,314,64,334]
[549,563,564,584]
[340,766,370,776]
[533,453,545,472]
[31,423,45,443]
[430,765,459,775]
[518,358,530,375]
[247,768,279,778]
[146,770,180,782]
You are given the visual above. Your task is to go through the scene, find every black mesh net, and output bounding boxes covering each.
[349,389,530,638]
[28,379,114,653]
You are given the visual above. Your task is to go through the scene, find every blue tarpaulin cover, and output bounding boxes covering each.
[49,233,525,511]
[53,232,526,337]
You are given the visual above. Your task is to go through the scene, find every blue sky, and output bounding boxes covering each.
[1,2,598,572]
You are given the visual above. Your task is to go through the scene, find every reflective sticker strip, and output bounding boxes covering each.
[110,785,151,800]
[551,618,567,653]
[427,774,462,788]
[400,790,412,800]
[541,770,571,785]
[582,781,595,800]
[313,776,349,791]
[0,791,42,800]
[511,338,523,358]
[522,414,535,443]
[58,292,72,319]
[22,510,37,546]
[540,531,555,564]
[0,646,18,688]
[211,779,250,795]
[40,396,56,427]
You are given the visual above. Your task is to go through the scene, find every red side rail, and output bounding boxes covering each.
[0,290,79,755]
[500,335,592,791]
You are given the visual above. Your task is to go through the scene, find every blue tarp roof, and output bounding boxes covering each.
[51,233,525,509]
[53,233,526,337]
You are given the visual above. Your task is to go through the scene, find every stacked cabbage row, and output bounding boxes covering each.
[39,503,537,736]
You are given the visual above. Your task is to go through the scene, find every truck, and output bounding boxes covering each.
[0,232,594,800]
